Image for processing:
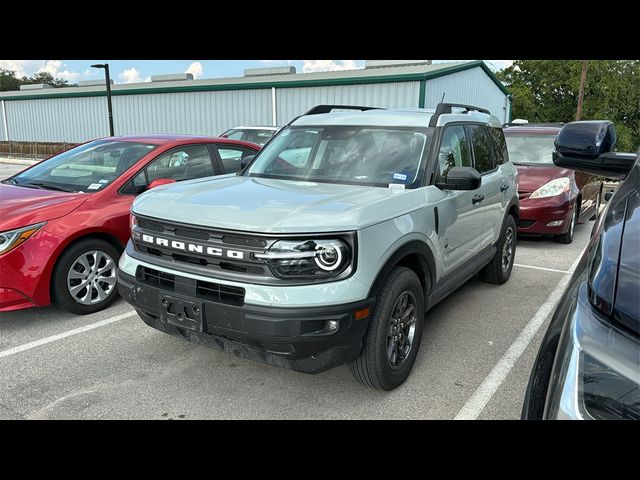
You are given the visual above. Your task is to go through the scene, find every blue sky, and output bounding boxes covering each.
[0,60,514,84]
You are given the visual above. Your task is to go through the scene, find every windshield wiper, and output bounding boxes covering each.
[21,181,75,192]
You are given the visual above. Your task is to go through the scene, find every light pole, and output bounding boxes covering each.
[90,63,114,137]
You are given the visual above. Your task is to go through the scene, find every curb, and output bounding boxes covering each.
[0,157,40,166]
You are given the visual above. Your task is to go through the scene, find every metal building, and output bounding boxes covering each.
[0,61,511,143]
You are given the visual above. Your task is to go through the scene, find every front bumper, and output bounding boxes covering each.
[117,268,375,374]
[0,228,59,312]
[517,196,573,235]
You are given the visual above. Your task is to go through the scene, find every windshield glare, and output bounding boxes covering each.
[504,134,557,165]
[246,126,429,187]
[11,140,158,193]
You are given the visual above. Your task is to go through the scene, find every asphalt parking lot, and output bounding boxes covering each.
[0,161,593,419]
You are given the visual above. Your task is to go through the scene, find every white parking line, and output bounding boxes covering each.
[0,310,136,360]
[514,263,572,274]
[454,249,585,420]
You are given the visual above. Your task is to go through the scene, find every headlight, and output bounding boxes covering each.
[529,177,570,198]
[129,212,137,237]
[254,238,351,278]
[0,222,46,255]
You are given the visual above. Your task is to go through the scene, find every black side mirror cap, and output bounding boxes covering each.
[435,166,482,190]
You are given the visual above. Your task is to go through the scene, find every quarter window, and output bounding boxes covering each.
[468,125,496,174]
[216,146,257,174]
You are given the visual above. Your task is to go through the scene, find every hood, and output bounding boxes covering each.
[0,184,88,231]
[133,175,425,233]
[515,164,573,193]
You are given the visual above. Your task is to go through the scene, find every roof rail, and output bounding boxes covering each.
[428,103,490,127]
[503,122,565,128]
[303,104,383,115]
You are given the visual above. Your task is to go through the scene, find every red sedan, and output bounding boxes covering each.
[0,135,260,314]
[504,125,603,243]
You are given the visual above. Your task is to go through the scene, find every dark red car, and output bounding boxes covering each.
[0,135,260,314]
[504,125,603,243]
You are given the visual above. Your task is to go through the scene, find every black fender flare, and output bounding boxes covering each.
[367,240,436,302]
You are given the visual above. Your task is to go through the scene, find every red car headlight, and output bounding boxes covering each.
[0,222,46,256]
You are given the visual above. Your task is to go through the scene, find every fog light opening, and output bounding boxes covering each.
[326,320,339,331]
[546,220,564,227]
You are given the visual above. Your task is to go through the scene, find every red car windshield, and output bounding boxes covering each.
[8,140,158,193]
[504,133,557,165]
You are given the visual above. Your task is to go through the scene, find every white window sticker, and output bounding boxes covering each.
[98,179,109,184]
[388,183,405,192]
[87,183,103,190]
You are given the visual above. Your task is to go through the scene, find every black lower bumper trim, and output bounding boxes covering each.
[117,269,374,373]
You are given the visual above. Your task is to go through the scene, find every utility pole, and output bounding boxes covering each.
[576,60,588,121]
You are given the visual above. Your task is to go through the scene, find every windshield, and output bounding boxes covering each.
[245,126,429,187]
[504,133,557,165]
[8,140,158,193]
[223,128,276,146]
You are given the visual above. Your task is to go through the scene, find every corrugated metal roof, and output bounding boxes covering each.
[0,61,508,100]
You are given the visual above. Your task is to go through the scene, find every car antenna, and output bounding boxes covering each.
[441,92,446,103]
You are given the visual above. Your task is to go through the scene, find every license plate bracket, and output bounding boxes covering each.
[160,295,203,332]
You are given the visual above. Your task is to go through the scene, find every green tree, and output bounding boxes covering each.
[0,68,22,91]
[498,60,640,152]
[0,68,75,91]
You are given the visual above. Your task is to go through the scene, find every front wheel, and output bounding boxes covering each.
[53,238,121,315]
[554,205,577,244]
[480,214,516,285]
[350,267,426,390]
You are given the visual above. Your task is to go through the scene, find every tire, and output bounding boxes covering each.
[554,205,577,244]
[480,214,516,285]
[350,267,426,390]
[52,238,121,315]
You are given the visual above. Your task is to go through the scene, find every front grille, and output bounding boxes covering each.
[139,266,176,289]
[196,281,245,306]
[137,266,245,306]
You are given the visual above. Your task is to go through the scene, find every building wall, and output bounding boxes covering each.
[1,69,509,142]
[424,67,509,123]
[0,101,7,141]
[4,89,273,143]
[275,81,421,125]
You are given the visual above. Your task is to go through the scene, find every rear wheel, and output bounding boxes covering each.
[480,214,516,285]
[350,267,425,390]
[53,239,121,315]
[554,205,577,244]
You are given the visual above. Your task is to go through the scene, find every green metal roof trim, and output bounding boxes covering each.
[0,61,509,101]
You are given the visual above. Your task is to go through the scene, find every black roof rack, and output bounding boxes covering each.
[428,103,491,127]
[303,104,383,115]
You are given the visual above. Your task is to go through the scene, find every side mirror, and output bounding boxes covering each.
[240,154,256,170]
[220,134,228,138]
[148,178,176,189]
[553,121,637,180]
[435,167,482,190]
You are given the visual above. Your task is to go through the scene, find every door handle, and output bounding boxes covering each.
[472,194,485,204]
[500,184,509,192]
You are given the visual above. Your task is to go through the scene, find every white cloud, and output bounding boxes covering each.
[485,60,514,71]
[302,60,362,73]
[185,61,204,79]
[144,76,152,83]
[0,60,44,77]
[37,60,81,82]
[119,67,143,84]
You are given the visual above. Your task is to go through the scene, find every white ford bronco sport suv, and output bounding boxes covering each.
[118,103,519,390]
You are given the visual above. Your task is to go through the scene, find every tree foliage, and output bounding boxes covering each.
[498,60,640,152]
[0,68,75,91]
